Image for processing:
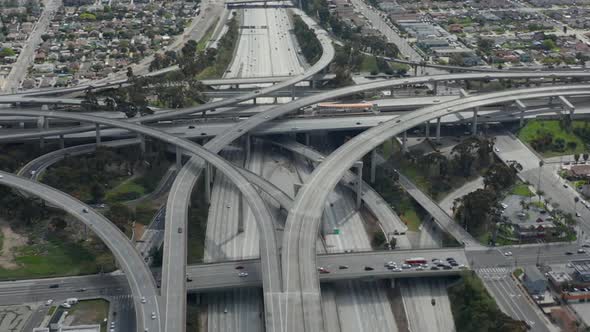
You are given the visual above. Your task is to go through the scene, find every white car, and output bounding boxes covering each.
[494,147,500,153]
[0,175,3,179]
[45,299,54,306]
[141,297,146,304]
[151,312,156,320]
[504,251,513,256]
[578,248,586,254]
[238,272,248,277]
[60,303,71,308]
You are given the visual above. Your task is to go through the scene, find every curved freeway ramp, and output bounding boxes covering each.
[0,172,161,332]
[0,110,282,332]
[280,85,590,332]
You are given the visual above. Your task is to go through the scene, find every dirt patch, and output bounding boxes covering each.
[134,223,145,241]
[0,220,28,270]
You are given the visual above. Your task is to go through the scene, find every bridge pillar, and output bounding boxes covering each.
[389,88,394,97]
[139,134,146,154]
[205,163,211,204]
[471,108,479,136]
[370,149,377,183]
[436,117,441,142]
[412,64,418,76]
[59,134,65,149]
[202,110,207,122]
[253,97,257,105]
[176,146,182,169]
[432,81,438,95]
[304,133,311,146]
[274,97,278,104]
[38,116,47,149]
[354,161,363,210]
[402,131,407,152]
[291,86,296,101]
[552,77,556,85]
[425,121,430,139]
[515,100,527,128]
[95,124,101,146]
[245,135,251,161]
[41,104,49,112]
[472,107,479,136]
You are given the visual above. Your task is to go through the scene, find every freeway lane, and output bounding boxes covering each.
[160,9,335,332]
[281,85,590,331]
[0,172,160,332]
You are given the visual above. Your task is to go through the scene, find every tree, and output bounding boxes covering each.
[584,153,589,162]
[0,47,15,58]
[449,53,465,66]
[149,246,163,267]
[105,203,134,231]
[372,232,386,248]
[389,237,397,249]
[483,163,516,191]
[454,189,498,234]
[574,153,580,162]
[90,183,105,203]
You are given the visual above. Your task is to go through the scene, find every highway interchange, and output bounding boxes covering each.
[3,2,590,332]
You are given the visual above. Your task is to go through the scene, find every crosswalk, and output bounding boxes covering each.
[476,267,510,280]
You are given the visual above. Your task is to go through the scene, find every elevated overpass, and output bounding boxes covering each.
[281,85,590,332]
[0,172,162,332]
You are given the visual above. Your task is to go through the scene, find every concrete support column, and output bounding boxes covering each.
[425,121,430,139]
[304,133,311,146]
[38,116,46,149]
[354,161,363,210]
[95,123,101,146]
[436,117,441,142]
[402,131,407,152]
[59,134,65,149]
[202,110,207,122]
[432,81,438,95]
[245,135,251,161]
[204,163,211,203]
[370,149,377,184]
[412,64,418,76]
[139,134,146,153]
[291,86,296,101]
[176,146,182,169]
[472,107,479,136]
[253,97,257,105]
[274,97,278,104]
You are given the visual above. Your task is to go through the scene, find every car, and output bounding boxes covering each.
[430,266,440,270]
[458,264,467,269]
[364,266,374,271]
[318,267,330,274]
[564,184,569,188]
[77,288,86,292]
[188,125,195,129]
[421,263,429,268]
[494,147,500,153]
[0,175,3,179]
[238,272,248,277]
[578,249,586,254]
[141,297,146,304]
[177,227,183,234]
[500,203,508,209]
[443,265,453,270]
[151,312,156,320]
[416,266,425,271]
[49,284,59,288]
[583,244,590,248]
[449,261,459,267]
[338,265,349,270]
[566,251,574,255]
[45,299,54,306]
[431,258,440,263]
[61,303,71,308]
[504,251,512,256]
[224,308,228,314]
[401,264,411,269]
[392,268,402,272]
[82,208,88,213]
[235,266,244,270]
[186,275,193,282]
[431,298,436,306]
[445,257,455,261]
